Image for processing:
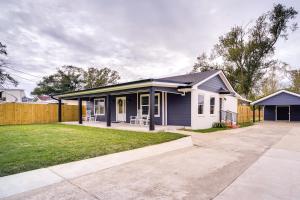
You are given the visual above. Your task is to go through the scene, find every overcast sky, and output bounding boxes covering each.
[0,0,299,96]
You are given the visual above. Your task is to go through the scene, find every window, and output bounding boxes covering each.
[140,94,160,117]
[94,98,105,115]
[210,97,215,114]
[198,95,204,115]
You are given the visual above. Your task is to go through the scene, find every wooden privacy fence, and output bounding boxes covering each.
[0,103,86,125]
[238,105,263,124]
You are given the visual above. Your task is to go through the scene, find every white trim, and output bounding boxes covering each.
[191,70,244,100]
[165,92,168,125]
[197,94,205,116]
[136,92,139,114]
[251,90,300,105]
[192,71,221,89]
[162,92,165,125]
[94,98,105,116]
[140,93,160,117]
[209,96,216,115]
[115,96,126,122]
[57,81,187,98]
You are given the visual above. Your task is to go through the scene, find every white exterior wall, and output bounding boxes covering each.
[221,94,238,113]
[191,89,220,129]
[0,90,25,102]
[191,89,238,129]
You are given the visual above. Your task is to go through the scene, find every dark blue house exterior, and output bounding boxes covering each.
[251,90,300,121]
[56,70,240,130]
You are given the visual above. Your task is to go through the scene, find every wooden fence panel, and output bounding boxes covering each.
[0,103,86,125]
[238,105,264,124]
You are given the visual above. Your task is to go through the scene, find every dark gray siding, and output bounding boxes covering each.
[87,92,162,125]
[125,94,137,123]
[256,92,300,106]
[264,106,276,121]
[290,105,300,121]
[198,75,228,92]
[167,93,191,126]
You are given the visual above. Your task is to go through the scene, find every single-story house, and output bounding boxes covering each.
[55,70,243,130]
[251,90,300,121]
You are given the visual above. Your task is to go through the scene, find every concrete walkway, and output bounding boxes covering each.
[0,137,192,199]
[2,122,300,200]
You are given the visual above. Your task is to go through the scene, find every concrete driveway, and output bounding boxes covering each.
[4,122,300,200]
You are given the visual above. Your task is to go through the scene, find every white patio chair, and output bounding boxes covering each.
[140,115,150,126]
[130,110,142,125]
[85,110,94,121]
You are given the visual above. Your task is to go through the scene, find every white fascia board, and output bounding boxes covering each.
[192,71,221,89]
[251,90,300,105]
[192,70,238,95]
[56,81,187,98]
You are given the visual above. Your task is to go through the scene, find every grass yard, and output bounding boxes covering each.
[185,122,254,133]
[191,127,229,133]
[0,124,185,177]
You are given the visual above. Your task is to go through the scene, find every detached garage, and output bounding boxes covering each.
[251,90,300,122]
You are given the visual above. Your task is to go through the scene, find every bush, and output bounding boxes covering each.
[212,122,226,128]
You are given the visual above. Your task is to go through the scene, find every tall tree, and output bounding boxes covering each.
[32,66,121,95]
[193,4,298,99]
[289,69,300,93]
[84,67,120,89]
[0,42,18,87]
[32,65,84,95]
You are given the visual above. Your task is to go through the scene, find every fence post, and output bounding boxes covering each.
[58,99,62,122]
[78,98,83,124]
[258,106,261,121]
[253,106,255,123]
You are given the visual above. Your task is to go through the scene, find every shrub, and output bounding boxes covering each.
[212,122,226,128]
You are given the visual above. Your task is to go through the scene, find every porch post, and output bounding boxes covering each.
[58,99,62,122]
[78,98,82,124]
[219,98,222,123]
[149,87,155,131]
[106,95,111,127]
[252,105,255,123]
[258,106,261,121]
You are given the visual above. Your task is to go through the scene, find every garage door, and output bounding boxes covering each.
[264,106,275,121]
[290,105,300,121]
[277,106,289,120]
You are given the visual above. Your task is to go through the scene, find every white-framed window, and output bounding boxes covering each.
[94,98,105,115]
[210,97,215,114]
[198,95,204,115]
[140,93,160,117]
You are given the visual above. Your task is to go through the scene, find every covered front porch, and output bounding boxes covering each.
[57,84,191,131]
[62,121,185,132]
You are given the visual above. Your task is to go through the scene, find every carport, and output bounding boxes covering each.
[251,90,300,121]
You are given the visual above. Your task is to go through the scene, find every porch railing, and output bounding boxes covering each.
[221,110,238,125]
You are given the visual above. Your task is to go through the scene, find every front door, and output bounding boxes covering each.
[277,106,289,121]
[116,97,126,122]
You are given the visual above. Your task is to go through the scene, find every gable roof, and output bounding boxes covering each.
[251,90,300,105]
[156,70,220,86]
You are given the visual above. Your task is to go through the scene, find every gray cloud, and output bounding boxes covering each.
[0,0,299,95]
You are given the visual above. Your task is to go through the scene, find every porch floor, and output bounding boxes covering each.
[62,121,187,132]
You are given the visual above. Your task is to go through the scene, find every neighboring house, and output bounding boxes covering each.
[34,95,58,104]
[0,89,26,102]
[251,90,300,121]
[56,70,244,130]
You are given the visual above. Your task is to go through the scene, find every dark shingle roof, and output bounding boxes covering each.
[156,70,220,86]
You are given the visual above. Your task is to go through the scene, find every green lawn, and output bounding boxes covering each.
[0,124,185,177]
[189,127,229,133]
[185,122,254,133]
